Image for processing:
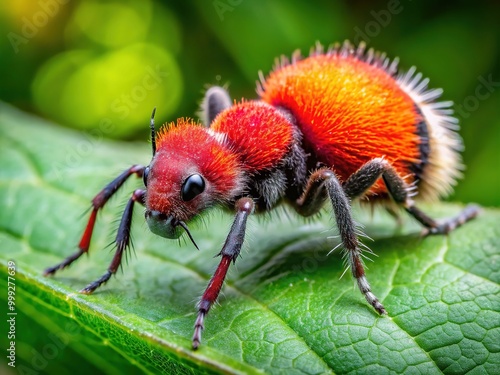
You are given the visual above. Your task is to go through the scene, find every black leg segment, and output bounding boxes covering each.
[192,197,255,349]
[81,189,145,294]
[295,169,387,315]
[343,157,479,234]
[44,165,145,276]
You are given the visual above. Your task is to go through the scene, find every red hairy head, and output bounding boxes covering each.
[145,119,242,234]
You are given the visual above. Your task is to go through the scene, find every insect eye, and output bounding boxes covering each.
[181,174,205,201]
[143,166,150,187]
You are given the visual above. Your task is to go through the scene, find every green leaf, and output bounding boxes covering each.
[1,103,499,374]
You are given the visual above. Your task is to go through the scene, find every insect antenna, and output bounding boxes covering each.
[178,221,200,250]
[150,107,157,156]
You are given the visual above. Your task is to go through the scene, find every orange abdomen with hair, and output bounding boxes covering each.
[260,52,421,195]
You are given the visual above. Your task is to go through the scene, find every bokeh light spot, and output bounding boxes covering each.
[32,43,182,137]
[73,0,151,48]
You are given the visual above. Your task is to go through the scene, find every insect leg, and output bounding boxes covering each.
[44,165,145,276]
[81,189,145,294]
[192,197,254,350]
[200,86,232,126]
[342,157,480,234]
[295,169,387,315]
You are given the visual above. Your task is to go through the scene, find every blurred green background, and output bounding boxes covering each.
[0,0,499,206]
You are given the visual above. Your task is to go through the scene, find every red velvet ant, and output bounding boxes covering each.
[45,41,479,349]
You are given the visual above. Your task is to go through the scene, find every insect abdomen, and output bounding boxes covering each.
[260,45,434,199]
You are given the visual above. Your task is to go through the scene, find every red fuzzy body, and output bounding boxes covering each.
[148,42,461,217]
[211,101,294,172]
[48,42,474,351]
